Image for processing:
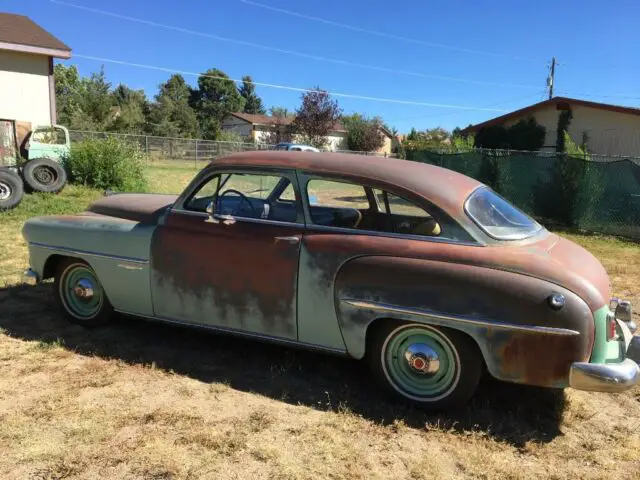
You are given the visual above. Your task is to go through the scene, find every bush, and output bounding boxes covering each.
[63,137,148,192]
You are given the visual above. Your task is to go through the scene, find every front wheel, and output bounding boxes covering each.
[54,258,113,327]
[367,322,482,409]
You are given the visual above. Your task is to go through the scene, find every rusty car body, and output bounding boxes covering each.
[22,151,639,407]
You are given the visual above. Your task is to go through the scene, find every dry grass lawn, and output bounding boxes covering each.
[0,161,639,479]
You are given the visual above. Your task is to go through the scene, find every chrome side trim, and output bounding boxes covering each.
[114,309,348,355]
[170,208,305,228]
[30,242,149,265]
[342,298,581,336]
[569,358,639,393]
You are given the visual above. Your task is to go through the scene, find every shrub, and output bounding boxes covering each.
[63,137,148,192]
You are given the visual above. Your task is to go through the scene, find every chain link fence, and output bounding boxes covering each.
[407,149,640,239]
[68,130,396,166]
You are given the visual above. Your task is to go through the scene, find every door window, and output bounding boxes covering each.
[185,172,299,223]
[305,178,443,237]
[31,127,67,145]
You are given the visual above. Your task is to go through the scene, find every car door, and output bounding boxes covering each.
[150,167,305,340]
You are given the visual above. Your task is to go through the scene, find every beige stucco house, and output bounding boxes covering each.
[463,97,640,157]
[222,112,395,155]
[0,13,71,130]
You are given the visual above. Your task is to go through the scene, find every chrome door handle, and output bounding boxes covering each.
[274,236,300,244]
[205,214,236,225]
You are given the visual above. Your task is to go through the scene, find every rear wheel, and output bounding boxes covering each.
[368,322,482,409]
[0,169,24,211]
[22,158,67,194]
[54,259,113,327]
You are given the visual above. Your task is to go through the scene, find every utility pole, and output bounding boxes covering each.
[547,57,556,99]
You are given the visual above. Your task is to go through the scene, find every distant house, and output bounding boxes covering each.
[222,112,395,155]
[0,13,71,129]
[462,97,640,157]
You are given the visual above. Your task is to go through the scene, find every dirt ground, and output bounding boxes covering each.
[0,161,639,479]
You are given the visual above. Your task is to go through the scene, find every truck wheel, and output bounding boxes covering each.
[0,169,24,211]
[22,158,67,194]
[367,322,482,409]
[54,258,113,327]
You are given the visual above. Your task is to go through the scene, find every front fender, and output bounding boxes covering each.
[23,214,156,316]
[335,256,595,388]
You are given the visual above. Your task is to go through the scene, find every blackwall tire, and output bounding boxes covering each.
[22,158,67,194]
[0,169,24,211]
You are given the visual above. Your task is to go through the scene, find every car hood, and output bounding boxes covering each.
[87,193,178,224]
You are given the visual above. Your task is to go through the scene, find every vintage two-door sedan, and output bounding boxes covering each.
[22,151,639,408]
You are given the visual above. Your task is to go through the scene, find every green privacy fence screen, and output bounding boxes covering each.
[406,149,640,239]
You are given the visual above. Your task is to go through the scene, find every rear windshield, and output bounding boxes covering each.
[465,187,542,240]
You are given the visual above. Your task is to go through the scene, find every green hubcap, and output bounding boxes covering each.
[383,326,459,400]
[61,265,104,318]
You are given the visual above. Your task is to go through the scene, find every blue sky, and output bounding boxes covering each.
[6,0,640,133]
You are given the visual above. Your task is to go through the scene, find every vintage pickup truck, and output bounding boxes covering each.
[22,151,639,408]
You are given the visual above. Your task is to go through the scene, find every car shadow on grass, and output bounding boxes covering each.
[1,283,565,448]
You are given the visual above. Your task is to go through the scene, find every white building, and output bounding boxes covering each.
[0,13,71,129]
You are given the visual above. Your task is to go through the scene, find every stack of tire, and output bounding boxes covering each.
[0,158,67,211]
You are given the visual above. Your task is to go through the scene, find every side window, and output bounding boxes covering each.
[279,183,296,201]
[303,178,443,238]
[185,172,298,222]
[373,188,442,236]
[374,189,429,217]
[31,127,67,145]
[306,179,371,229]
[185,175,221,212]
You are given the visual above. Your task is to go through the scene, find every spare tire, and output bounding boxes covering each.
[0,169,24,211]
[22,157,67,194]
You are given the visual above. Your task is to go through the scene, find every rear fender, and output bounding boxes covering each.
[335,256,594,388]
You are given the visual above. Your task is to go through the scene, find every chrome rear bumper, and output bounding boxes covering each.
[569,356,639,393]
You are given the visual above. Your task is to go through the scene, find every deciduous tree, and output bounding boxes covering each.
[291,87,342,149]
[342,114,385,152]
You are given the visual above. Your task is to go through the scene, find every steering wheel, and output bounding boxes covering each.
[217,189,258,217]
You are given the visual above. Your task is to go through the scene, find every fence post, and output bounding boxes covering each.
[195,140,198,169]
[145,135,149,159]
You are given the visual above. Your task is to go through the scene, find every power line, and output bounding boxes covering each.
[237,0,541,63]
[51,0,541,90]
[386,93,542,123]
[73,53,510,112]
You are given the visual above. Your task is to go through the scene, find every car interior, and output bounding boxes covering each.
[186,173,442,237]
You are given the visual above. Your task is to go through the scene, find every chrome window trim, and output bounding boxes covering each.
[463,186,544,241]
[29,242,149,265]
[170,208,305,228]
[114,309,348,355]
[342,298,581,336]
[305,224,481,247]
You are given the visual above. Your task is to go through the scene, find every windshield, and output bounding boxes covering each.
[465,187,542,240]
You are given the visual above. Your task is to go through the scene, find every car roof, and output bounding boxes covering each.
[207,151,483,218]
